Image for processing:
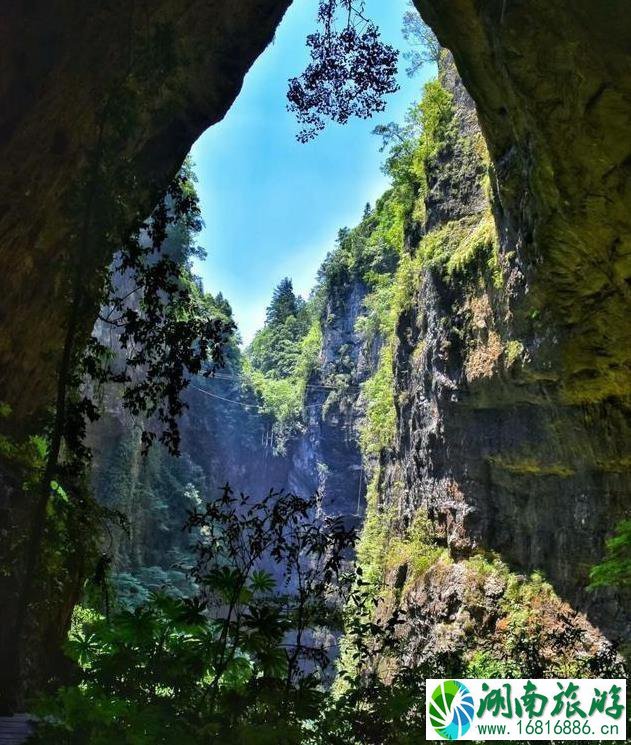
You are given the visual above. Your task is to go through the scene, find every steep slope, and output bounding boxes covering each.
[88,278,369,598]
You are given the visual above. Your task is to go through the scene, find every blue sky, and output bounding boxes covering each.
[190,0,434,344]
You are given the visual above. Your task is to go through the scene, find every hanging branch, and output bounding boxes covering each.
[288,0,399,142]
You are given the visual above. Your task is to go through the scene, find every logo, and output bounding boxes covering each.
[429,679,475,740]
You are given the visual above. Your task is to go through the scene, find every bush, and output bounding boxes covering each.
[589,519,631,589]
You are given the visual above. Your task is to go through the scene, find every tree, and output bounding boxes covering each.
[81,170,235,456]
[266,277,302,326]
[288,0,399,142]
[401,2,441,77]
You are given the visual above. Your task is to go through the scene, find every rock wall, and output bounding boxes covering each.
[89,279,371,596]
[375,54,630,666]
[290,278,375,529]
[414,0,631,405]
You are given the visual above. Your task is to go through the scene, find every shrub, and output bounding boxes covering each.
[33,486,355,745]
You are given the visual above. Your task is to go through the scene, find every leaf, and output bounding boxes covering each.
[250,569,276,593]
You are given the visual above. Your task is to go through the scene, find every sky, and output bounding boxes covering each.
[190,0,434,344]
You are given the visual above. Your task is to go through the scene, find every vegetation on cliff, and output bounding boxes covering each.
[244,278,322,453]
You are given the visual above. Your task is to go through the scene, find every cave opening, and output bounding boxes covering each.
[0,0,629,738]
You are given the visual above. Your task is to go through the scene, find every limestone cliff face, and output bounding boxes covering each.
[375,55,630,667]
[414,0,631,406]
[289,279,374,529]
[92,284,372,588]
[88,279,371,590]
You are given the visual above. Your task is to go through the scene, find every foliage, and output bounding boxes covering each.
[359,346,396,455]
[355,477,447,596]
[464,650,521,679]
[90,428,207,608]
[354,275,394,344]
[85,168,235,456]
[248,306,311,379]
[317,198,402,296]
[245,364,305,442]
[410,211,500,288]
[35,487,477,745]
[245,280,322,453]
[354,472,391,588]
[401,2,441,76]
[33,486,355,744]
[266,277,306,326]
[288,0,399,142]
[314,577,429,745]
[383,512,446,584]
[0,404,48,492]
[588,519,631,589]
[377,77,454,209]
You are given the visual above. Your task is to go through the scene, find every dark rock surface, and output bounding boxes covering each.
[379,54,630,652]
[0,0,291,707]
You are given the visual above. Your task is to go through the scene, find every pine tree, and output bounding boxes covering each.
[266,277,299,326]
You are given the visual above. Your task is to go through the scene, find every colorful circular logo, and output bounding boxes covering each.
[429,680,475,740]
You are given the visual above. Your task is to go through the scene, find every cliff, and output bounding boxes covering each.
[88,278,370,597]
[364,54,629,675]
[93,52,629,676]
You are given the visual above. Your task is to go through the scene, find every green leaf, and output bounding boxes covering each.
[250,569,276,593]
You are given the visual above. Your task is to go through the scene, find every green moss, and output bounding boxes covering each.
[354,275,395,343]
[595,456,631,473]
[355,471,393,588]
[488,454,575,477]
[505,339,524,367]
[415,211,500,287]
[384,511,448,585]
[465,650,522,678]
[588,519,631,590]
[356,478,450,596]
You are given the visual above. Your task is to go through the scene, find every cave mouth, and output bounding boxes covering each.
[1,0,629,732]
